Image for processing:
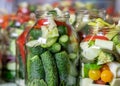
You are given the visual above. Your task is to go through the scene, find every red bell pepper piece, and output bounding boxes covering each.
[83,35,109,42]
[16,26,31,64]
[37,19,49,27]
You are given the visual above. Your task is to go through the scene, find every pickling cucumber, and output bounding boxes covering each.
[59,35,69,47]
[28,79,47,86]
[30,29,42,39]
[55,51,70,85]
[27,55,45,81]
[57,26,67,35]
[49,43,61,53]
[41,51,58,86]
[28,46,46,56]
[41,37,58,48]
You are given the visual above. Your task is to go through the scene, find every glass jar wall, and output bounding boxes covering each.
[16,23,35,86]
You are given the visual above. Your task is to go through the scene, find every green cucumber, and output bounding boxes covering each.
[57,26,67,35]
[28,79,47,86]
[27,55,44,81]
[47,10,57,16]
[112,34,120,45]
[59,35,69,47]
[49,43,61,53]
[41,37,58,48]
[55,51,70,85]
[30,29,42,39]
[28,46,46,56]
[48,27,59,38]
[41,51,58,86]
[9,21,15,27]
[69,53,77,60]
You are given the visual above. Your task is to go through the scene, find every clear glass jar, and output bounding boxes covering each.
[25,9,80,86]
[79,18,120,86]
[74,9,91,43]
[74,9,107,41]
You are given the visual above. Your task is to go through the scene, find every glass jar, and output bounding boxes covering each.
[25,9,80,86]
[0,28,16,83]
[74,9,91,43]
[74,9,107,42]
[79,18,120,86]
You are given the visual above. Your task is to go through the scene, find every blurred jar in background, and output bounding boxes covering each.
[0,46,2,82]
[0,12,18,83]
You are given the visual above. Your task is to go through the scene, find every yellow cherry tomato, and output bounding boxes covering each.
[100,64,110,71]
[89,69,101,80]
[101,70,113,82]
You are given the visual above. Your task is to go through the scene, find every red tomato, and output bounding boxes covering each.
[10,14,17,21]
[69,7,75,14]
[100,64,110,72]
[2,21,9,29]
[83,35,109,41]
[23,15,30,22]
[18,18,24,24]
[34,24,41,29]
[52,2,60,8]
[106,6,114,15]
[17,8,30,15]
[3,15,9,21]
[94,79,106,85]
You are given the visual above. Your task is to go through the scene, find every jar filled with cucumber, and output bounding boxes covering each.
[80,18,120,86]
[25,8,80,86]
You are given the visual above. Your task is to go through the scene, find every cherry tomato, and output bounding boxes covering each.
[18,18,24,24]
[101,70,113,82]
[100,64,110,72]
[106,6,114,15]
[94,79,106,85]
[68,7,75,14]
[3,15,9,21]
[83,35,109,42]
[10,14,17,21]
[2,21,9,29]
[23,15,30,22]
[34,24,41,29]
[89,69,101,80]
[17,8,30,15]
[52,2,60,8]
